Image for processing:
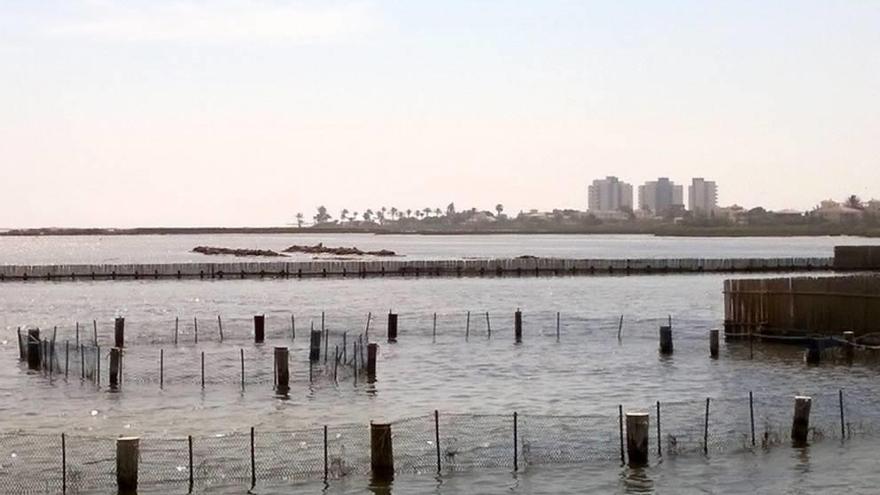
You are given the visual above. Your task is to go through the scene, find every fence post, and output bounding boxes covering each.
[61,433,66,494]
[513,411,518,472]
[485,311,491,339]
[514,310,522,343]
[93,320,98,346]
[240,349,245,391]
[839,389,846,440]
[274,347,289,393]
[749,391,756,447]
[323,425,329,481]
[253,315,265,344]
[709,329,719,358]
[114,317,125,348]
[309,326,321,362]
[188,435,193,493]
[200,351,205,389]
[387,313,398,343]
[291,314,295,341]
[626,412,649,467]
[109,348,121,389]
[656,401,661,457]
[218,315,224,342]
[659,325,673,355]
[174,317,179,345]
[250,427,256,490]
[371,422,394,481]
[65,341,69,379]
[194,317,198,344]
[116,437,139,494]
[434,410,441,473]
[556,312,560,342]
[703,398,710,455]
[27,328,41,370]
[159,349,164,389]
[618,405,624,465]
[96,345,100,386]
[792,396,812,447]
[367,343,378,383]
[433,313,437,343]
[17,327,24,361]
[465,311,470,341]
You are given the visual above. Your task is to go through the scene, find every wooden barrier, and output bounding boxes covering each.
[659,326,673,355]
[109,348,121,389]
[514,310,523,343]
[724,274,880,338]
[709,329,719,358]
[370,422,394,481]
[791,396,812,446]
[254,315,265,344]
[367,343,378,383]
[0,256,834,282]
[114,317,125,348]
[274,347,289,393]
[626,412,650,467]
[387,313,398,343]
[26,329,41,370]
[116,437,139,493]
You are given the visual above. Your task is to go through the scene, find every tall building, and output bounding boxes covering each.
[638,178,684,216]
[688,178,718,213]
[588,176,633,212]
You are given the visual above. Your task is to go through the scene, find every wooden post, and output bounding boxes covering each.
[434,410,441,473]
[370,422,394,481]
[626,412,650,467]
[617,315,624,342]
[749,391,756,447]
[197,351,204,388]
[188,436,194,493]
[65,340,69,378]
[805,346,821,365]
[240,349,245,391]
[843,331,855,362]
[116,437,139,493]
[254,315,265,344]
[839,389,846,439]
[109,348,121,389]
[791,396,812,446]
[659,325,673,355]
[365,312,372,341]
[465,311,470,341]
[309,325,321,362]
[709,329,720,358]
[290,314,295,340]
[194,317,198,344]
[114,317,125,348]
[367,343,378,383]
[433,312,437,343]
[27,328,41,370]
[62,433,66,493]
[159,349,164,389]
[218,315,224,342]
[656,401,661,457]
[387,313,398,343]
[274,347,289,393]
[514,310,522,343]
[75,322,80,349]
[93,320,98,346]
[513,411,518,472]
[174,317,179,345]
[323,425,329,481]
[485,311,491,339]
[16,327,24,361]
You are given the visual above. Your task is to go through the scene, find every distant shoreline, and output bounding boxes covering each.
[2,225,879,238]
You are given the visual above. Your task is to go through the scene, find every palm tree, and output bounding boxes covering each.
[495,204,504,217]
[846,195,864,210]
[405,209,412,218]
[377,210,386,224]
[363,209,374,222]
[340,209,350,223]
[314,206,331,224]
[434,208,442,217]
[422,207,431,218]
[295,212,304,228]
[351,211,359,223]
[390,207,399,221]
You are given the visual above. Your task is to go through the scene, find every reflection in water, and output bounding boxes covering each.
[621,465,654,493]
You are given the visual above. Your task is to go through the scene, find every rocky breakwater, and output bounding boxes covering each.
[192,246,287,257]
[282,243,396,257]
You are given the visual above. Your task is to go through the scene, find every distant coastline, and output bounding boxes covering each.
[2,225,879,238]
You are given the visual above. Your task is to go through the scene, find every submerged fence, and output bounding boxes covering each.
[2,390,879,493]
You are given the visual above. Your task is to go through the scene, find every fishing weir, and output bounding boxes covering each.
[0,256,833,282]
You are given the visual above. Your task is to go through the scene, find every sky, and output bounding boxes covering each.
[1,0,878,228]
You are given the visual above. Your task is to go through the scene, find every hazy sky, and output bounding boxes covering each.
[1,1,878,227]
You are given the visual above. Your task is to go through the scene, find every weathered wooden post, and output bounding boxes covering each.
[309,326,322,362]
[626,412,650,467]
[805,345,821,365]
[254,315,265,344]
[387,312,398,343]
[274,347,289,393]
[116,436,139,493]
[27,329,41,370]
[367,343,378,383]
[791,396,812,446]
[514,310,523,343]
[114,317,125,348]
[659,326,673,355]
[371,422,394,481]
[843,331,855,362]
[709,329,720,358]
[109,348,122,389]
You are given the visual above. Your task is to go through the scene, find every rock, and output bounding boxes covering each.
[192,246,287,257]
[283,243,396,257]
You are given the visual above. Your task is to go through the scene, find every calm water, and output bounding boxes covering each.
[2,235,880,492]
[1,233,878,264]
[3,271,880,493]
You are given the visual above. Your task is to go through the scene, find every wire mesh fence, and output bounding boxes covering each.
[4,390,879,493]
